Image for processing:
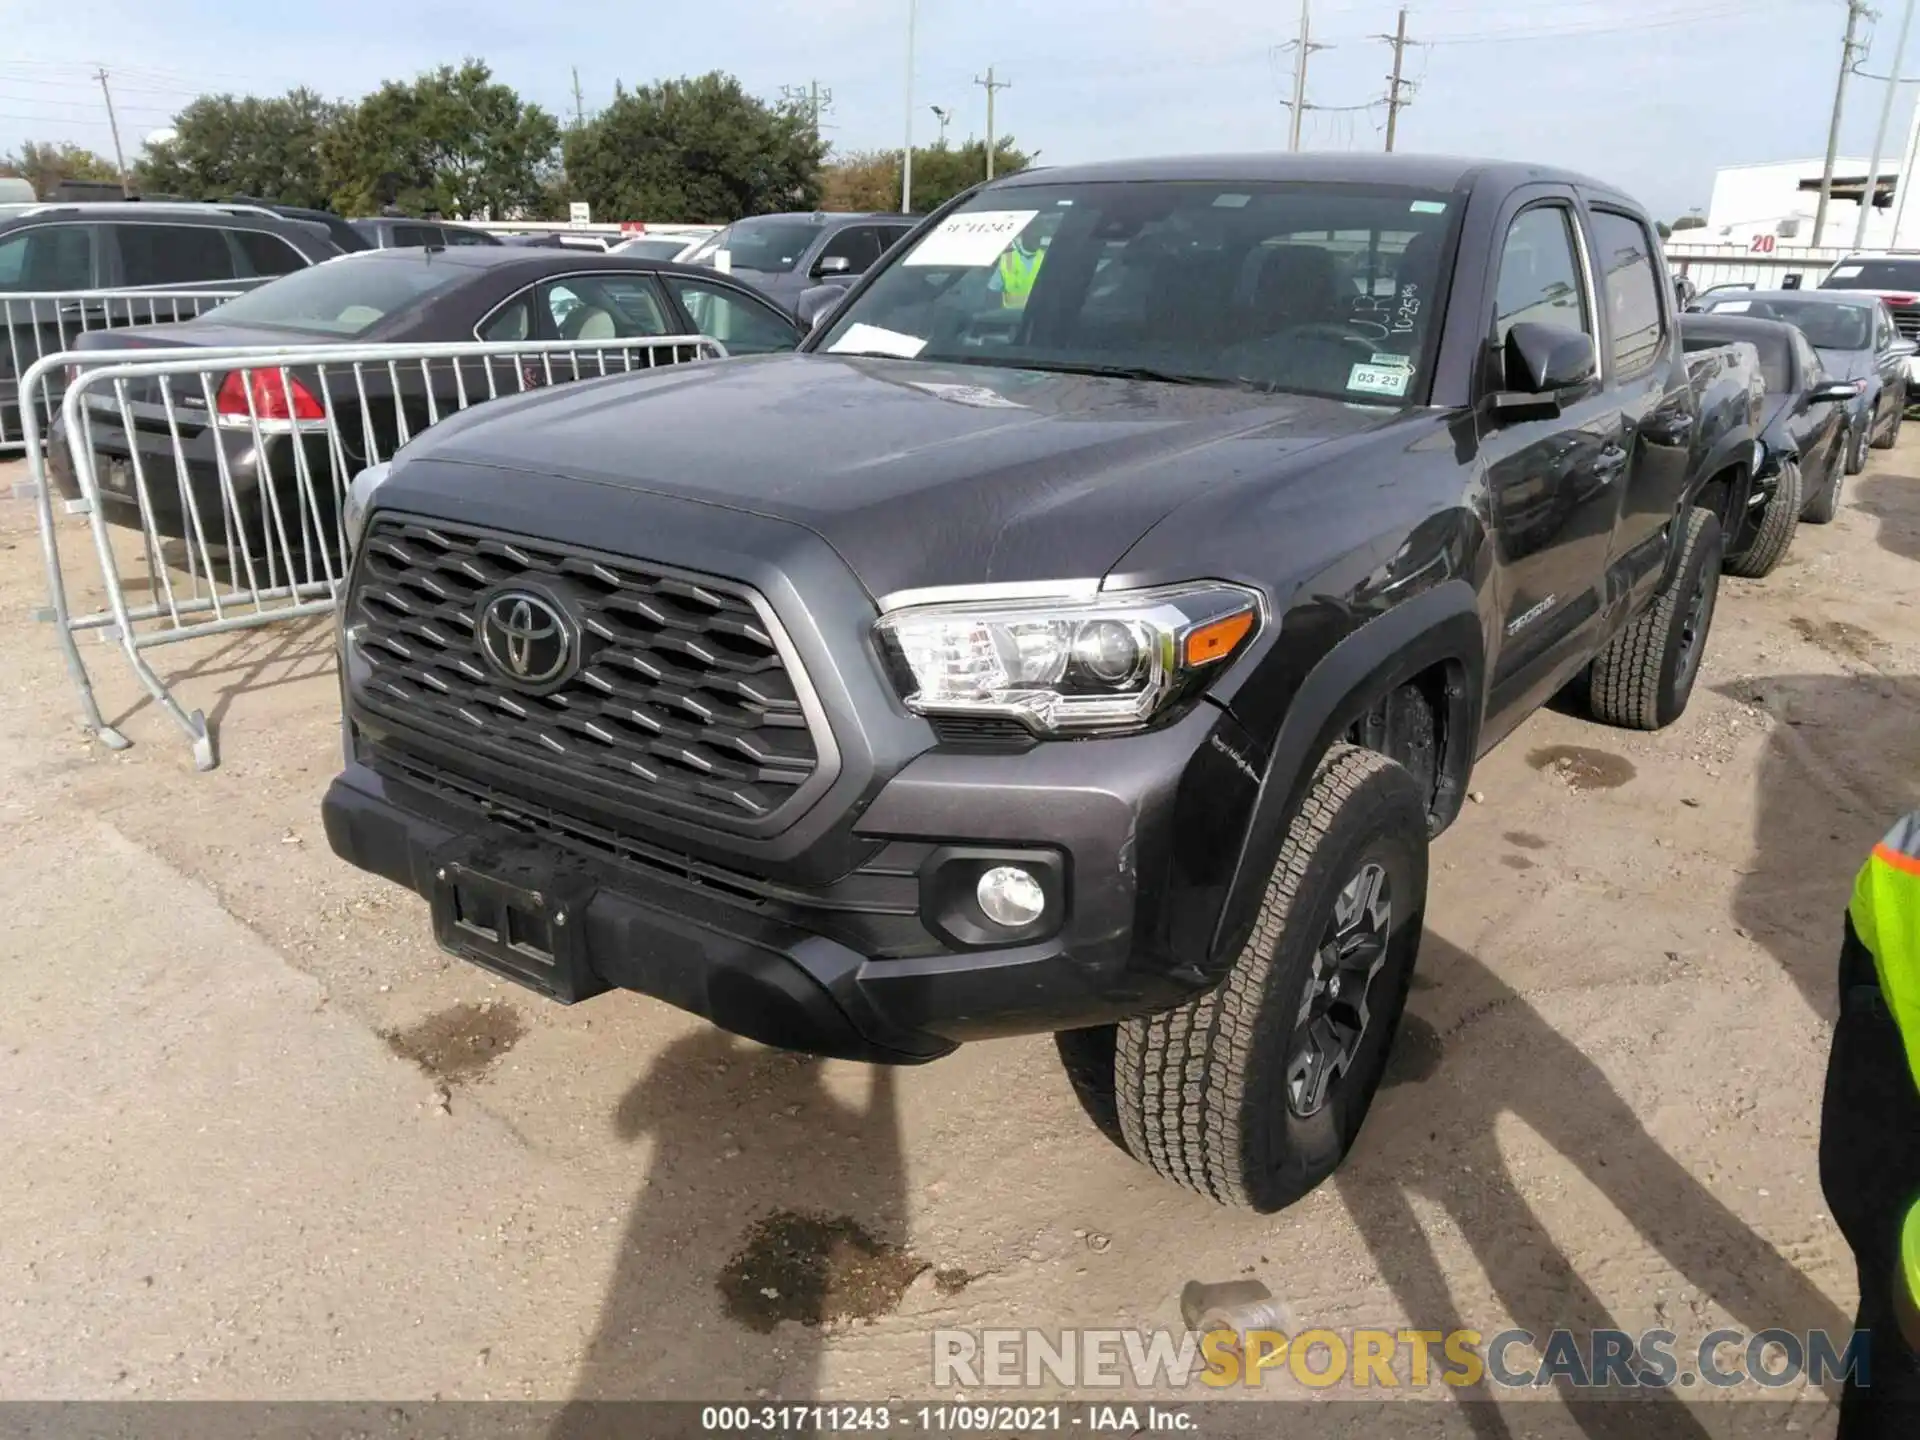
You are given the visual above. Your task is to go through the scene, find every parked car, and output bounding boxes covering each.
[225,199,369,254]
[0,202,342,446]
[49,246,803,553]
[351,217,501,249]
[680,211,922,313]
[324,153,1767,1212]
[609,235,699,262]
[503,232,615,252]
[1820,252,1920,385]
[1693,288,1911,479]
[1680,312,1855,567]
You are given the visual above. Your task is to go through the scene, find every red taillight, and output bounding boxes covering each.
[215,368,324,422]
[1887,294,1919,307]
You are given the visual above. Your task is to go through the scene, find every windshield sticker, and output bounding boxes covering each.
[1348,363,1411,398]
[1212,193,1252,209]
[903,210,1041,267]
[1714,300,1752,312]
[1370,352,1414,369]
[1410,200,1448,214]
[713,249,732,275]
[907,381,1027,409]
[1831,265,1864,278]
[827,323,927,359]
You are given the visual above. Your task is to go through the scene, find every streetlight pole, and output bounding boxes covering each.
[901,0,917,213]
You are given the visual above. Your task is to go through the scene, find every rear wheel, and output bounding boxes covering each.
[1589,506,1723,731]
[1103,745,1428,1212]
[1848,413,1873,474]
[1803,436,1847,524]
[1873,400,1904,450]
[1724,459,1800,578]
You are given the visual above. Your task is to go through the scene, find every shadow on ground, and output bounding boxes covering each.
[1854,472,1920,565]
[1341,930,1852,1440]
[549,1030,910,1434]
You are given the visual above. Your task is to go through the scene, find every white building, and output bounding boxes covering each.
[1704,96,1920,251]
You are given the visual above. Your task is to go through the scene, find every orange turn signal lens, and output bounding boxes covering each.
[1183,609,1256,667]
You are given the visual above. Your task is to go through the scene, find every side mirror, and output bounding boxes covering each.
[1493,322,1596,418]
[1808,379,1861,405]
[812,254,853,279]
[1674,276,1698,309]
[795,284,843,332]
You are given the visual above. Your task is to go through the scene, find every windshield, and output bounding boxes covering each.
[687,217,823,274]
[1822,258,1920,292]
[813,180,1457,404]
[201,254,464,336]
[1706,296,1873,350]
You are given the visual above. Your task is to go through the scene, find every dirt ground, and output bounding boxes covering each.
[3,437,1919,1435]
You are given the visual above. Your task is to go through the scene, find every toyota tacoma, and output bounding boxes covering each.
[324,155,1755,1211]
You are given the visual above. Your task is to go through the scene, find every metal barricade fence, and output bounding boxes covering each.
[19,333,726,770]
[2,289,240,452]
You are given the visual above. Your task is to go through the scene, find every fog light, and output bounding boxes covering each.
[976,865,1046,928]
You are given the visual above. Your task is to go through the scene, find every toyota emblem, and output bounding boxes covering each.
[478,590,575,688]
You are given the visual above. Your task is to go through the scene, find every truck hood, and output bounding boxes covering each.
[393,352,1403,600]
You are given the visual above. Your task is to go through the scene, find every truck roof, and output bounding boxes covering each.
[998,152,1632,205]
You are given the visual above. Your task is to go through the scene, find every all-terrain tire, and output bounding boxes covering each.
[1873,399,1904,450]
[1589,506,1723,731]
[1110,745,1428,1212]
[1802,435,1846,524]
[1724,458,1801,578]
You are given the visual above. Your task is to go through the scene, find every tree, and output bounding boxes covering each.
[322,61,561,219]
[0,141,119,199]
[820,138,1030,216]
[562,73,824,222]
[1671,215,1707,232]
[1656,220,1673,240]
[135,89,343,208]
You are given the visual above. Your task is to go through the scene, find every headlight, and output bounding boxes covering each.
[342,460,392,555]
[874,582,1262,735]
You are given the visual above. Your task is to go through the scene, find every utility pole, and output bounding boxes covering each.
[902,0,917,213]
[95,67,129,197]
[571,67,585,128]
[1817,0,1873,247]
[1860,0,1918,247]
[975,67,1012,178]
[1379,7,1414,152]
[782,82,834,140]
[1283,0,1329,151]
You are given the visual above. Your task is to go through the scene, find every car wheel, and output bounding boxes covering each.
[1110,744,1428,1212]
[1873,400,1904,449]
[1724,459,1801,578]
[1589,506,1723,731]
[1848,413,1873,473]
[1803,437,1847,524]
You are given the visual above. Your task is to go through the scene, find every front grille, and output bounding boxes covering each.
[1895,308,1920,341]
[349,516,827,827]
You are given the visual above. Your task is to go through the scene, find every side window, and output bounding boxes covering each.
[1493,206,1588,348]
[234,230,305,278]
[876,225,915,256]
[0,225,95,290]
[540,274,672,340]
[1792,330,1819,382]
[478,295,533,343]
[116,224,236,285]
[1877,307,1896,350]
[444,227,493,247]
[660,275,802,354]
[817,225,883,274]
[1588,209,1665,377]
[391,224,439,248]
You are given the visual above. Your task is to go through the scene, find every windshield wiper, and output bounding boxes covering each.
[996,358,1288,392]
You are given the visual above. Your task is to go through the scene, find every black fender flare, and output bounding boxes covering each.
[1206,579,1485,976]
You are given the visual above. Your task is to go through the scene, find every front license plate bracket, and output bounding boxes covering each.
[428,836,606,1003]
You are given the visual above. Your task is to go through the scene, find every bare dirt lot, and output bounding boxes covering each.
[3,443,1918,1435]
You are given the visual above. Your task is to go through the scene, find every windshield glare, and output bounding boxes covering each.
[814,180,1457,404]
[690,217,823,273]
[203,255,462,336]
[1823,259,1920,292]
[1707,297,1872,350]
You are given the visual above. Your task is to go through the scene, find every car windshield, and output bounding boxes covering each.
[813,180,1458,404]
[1707,296,1872,350]
[1822,258,1920,291]
[200,254,465,336]
[613,237,690,261]
[688,217,824,274]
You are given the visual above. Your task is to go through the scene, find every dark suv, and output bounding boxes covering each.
[681,212,921,312]
[326,154,1746,1212]
[351,217,502,250]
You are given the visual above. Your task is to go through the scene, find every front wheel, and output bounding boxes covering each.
[1589,506,1723,730]
[1106,745,1429,1212]
[1803,436,1847,524]
[1724,459,1801,578]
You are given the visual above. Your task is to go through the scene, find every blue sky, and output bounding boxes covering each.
[0,0,1907,219]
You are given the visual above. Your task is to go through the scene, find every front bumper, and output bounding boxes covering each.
[324,697,1265,1064]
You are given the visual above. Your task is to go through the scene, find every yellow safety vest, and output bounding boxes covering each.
[998,245,1044,308]
[1850,813,1920,1307]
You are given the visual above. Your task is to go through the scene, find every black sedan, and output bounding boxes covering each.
[50,247,805,556]
[1680,312,1855,573]
[1691,288,1912,484]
